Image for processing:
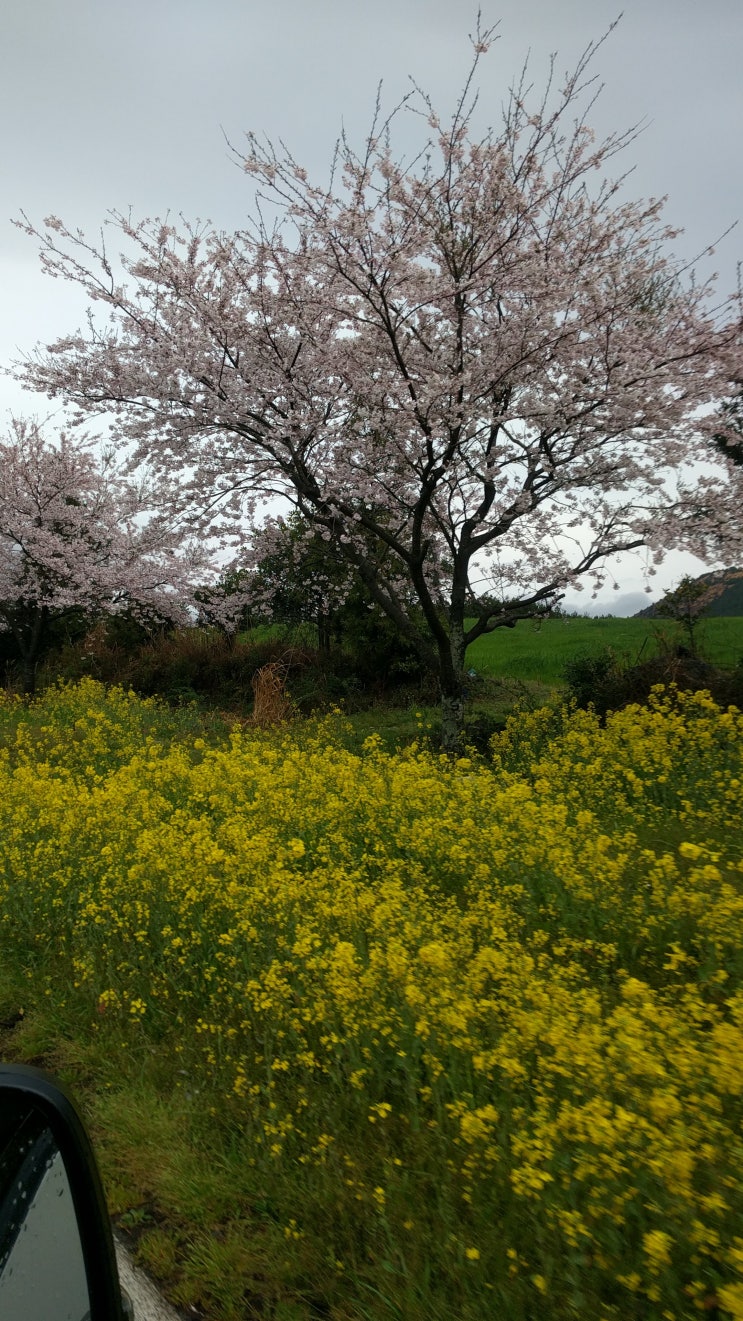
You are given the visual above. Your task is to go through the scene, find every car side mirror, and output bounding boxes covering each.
[0,1064,130,1321]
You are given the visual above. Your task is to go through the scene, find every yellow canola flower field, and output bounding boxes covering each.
[0,678,742,1321]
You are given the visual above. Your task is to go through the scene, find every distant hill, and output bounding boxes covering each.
[635,568,743,618]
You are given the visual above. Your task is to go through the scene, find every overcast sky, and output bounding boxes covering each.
[1,0,741,614]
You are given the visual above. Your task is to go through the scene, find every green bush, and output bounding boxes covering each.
[31,609,436,715]
[563,645,743,717]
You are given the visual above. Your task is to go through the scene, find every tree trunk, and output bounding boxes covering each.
[438,621,467,755]
[317,613,332,653]
[440,689,466,755]
[19,654,37,696]
[3,604,47,696]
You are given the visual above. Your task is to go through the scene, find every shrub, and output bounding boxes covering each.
[563,645,743,718]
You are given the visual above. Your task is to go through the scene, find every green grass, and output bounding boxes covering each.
[330,677,555,754]
[247,614,743,692]
[465,615,743,683]
[337,618,743,751]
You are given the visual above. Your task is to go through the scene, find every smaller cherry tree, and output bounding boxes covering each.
[0,420,207,691]
[655,575,723,657]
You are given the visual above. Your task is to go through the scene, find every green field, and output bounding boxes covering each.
[465,615,743,684]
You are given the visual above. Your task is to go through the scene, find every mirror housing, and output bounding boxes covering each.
[0,1063,128,1321]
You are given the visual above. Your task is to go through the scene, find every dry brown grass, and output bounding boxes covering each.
[249,657,296,726]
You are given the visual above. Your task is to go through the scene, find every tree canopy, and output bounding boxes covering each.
[0,420,205,690]
[714,383,743,467]
[14,26,741,743]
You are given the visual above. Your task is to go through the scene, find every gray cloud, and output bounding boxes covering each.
[1,0,740,603]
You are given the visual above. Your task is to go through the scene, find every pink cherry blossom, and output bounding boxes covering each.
[12,30,742,744]
[0,419,209,690]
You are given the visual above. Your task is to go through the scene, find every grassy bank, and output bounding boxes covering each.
[25,616,743,731]
[1,679,742,1319]
[466,615,743,683]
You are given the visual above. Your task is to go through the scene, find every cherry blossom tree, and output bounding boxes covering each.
[0,420,206,691]
[14,27,741,745]
[713,384,743,467]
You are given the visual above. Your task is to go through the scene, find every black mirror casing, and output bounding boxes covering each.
[0,1063,127,1321]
